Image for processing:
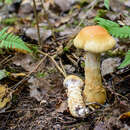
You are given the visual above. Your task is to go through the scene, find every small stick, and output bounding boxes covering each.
[40,0,56,40]
[49,56,67,78]
[12,56,47,90]
[0,55,12,65]
[0,108,44,113]
[59,58,67,76]
[33,0,41,46]
[38,50,67,78]
[66,54,78,66]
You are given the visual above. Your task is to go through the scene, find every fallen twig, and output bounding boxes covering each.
[11,55,47,90]
[38,50,67,78]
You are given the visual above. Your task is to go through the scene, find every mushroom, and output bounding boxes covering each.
[63,75,89,117]
[73,26,116,106]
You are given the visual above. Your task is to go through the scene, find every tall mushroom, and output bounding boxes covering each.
[63,75,89,117]
[73,26,116,105]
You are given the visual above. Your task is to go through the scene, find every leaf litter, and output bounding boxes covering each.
[0,0,130,129]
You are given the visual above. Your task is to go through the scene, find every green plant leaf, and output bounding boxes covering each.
[95,17,130,38]
[107,26,130,38]
[0,27,32,53]
[36,72,47,78]
[95,17,119,28]
[104,0,110,10]
[0,0,13,4]
[119,50,130,68]
[0,69,10,80]
[95,17,130,69]
[0,17,18,25]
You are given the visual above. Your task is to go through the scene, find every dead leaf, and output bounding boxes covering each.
[28,76,51,101]
[101,58,121,76]
[7,27,19,34]
[94,121,107,130]
[25,28,52,42]
[11,73,26,78]
[119,112,130,120]
[0,85,12,112]
[13,54,36,72]
[19,0,33,15]
[44,0,54,11]
[56,100,68,113]
[29,86,43,102]
[110,0,125,12]
[59,27,76,36]
[54,0,76,12]
[55,16,71,27]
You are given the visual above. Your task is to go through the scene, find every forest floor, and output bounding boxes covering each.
[0,0,130,129]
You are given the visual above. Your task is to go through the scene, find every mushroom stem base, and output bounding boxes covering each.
[83,52,106,105]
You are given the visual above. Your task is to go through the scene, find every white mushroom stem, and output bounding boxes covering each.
[83,52,106,105]
[63,75,89,117]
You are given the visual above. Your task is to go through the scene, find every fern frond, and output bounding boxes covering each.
[108,26,130,38]
[0,28,32,53]
[95,17,119,28]
[95,17,130,68]
[104,0,110,10]
[95,17,130,39]
[119,50,130,68]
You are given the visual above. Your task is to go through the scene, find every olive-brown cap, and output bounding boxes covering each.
[74,26,116,53]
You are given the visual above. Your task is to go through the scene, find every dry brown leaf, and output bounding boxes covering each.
[0,85,11,111]
[7,27,19,34]
[13,54,36,72]
[119,112,130,120]
[54,0,76,12]
[25,28,52,42]
[11,73,26,78]
[55,16,71,27]
[28,77,51,101]
[45,0,54,4]
[56,100,68,113]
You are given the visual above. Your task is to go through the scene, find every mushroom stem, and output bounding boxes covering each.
[83,52,106,105]
[63,75,89,117]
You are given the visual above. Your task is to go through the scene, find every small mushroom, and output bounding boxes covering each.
[74,26,116,106]
[63,75,89,117]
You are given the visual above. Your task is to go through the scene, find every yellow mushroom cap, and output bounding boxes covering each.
[74,25,116,53]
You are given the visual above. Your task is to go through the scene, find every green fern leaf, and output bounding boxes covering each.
[119,50,130,68]
[95,17,130,38]
[95,17,130,68]
[104,0,110,10]
[0,28,32,53]
[108,26,130,38]
[95,17,119,28]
